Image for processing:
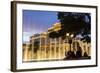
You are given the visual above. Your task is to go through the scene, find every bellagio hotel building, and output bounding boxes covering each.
[23,22,91,62]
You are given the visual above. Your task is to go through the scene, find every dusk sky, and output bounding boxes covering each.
[23,10,59,42]
[22,10,90,43]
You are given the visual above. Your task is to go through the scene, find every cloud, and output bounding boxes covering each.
[23,32,33,43]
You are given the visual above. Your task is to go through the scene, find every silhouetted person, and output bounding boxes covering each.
[83,52,88,57]
[71,51,76,58]
[64,50,75,59]
[76,46,82,58]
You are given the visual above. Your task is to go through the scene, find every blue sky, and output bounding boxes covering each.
[23,10,59,42]
[22,10,90,43]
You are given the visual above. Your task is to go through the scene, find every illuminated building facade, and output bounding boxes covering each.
[23,22,91,62]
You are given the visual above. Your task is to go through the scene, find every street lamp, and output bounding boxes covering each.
[66,33,74,51]
[66,33,69,36]
[70,34,74,38]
